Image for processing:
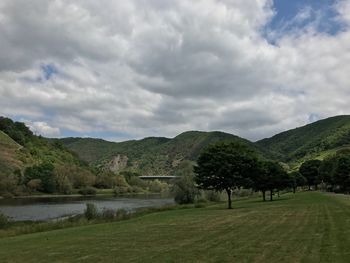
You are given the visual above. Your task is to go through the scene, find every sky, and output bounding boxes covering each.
[1,0,350,142]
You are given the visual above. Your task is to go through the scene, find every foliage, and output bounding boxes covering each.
[0,116,97,197]
[0,212,10,229]
[256,115,350,166]
[59,131,258,176]
[195,142,259,208]
[172,161,199,204]
[251,161,290,201]
[204,190,222,202]
[78,187,97,196]
[24,163,56,193]
[299,160,322,190]
[333,155,350,193]
[289,171,307,193]
[84,203,99,220]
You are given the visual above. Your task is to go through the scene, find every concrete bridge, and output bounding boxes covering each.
[139,176,178,181]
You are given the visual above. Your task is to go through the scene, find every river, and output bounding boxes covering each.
[0,194,175,221]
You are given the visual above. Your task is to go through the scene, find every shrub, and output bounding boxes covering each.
[26,179,42,192]
[172,174,198,204]
[115,208,129,220]
[148,180,169,193]
[84,203,99,220]
[101,208,116,220]
[0,212,10,229]
[127,176,147,188]
[113,186,130,196]
[205,190,222,202]
[78,187,97,196]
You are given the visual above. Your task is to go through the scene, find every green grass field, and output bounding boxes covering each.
[1,192,350,262]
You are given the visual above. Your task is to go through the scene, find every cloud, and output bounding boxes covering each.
[0,0,350,141]
[25,121,60,137]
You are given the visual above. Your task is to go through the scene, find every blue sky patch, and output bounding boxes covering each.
[40,64,58,81]
[265,0,345,42]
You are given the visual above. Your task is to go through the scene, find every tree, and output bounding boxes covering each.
[172,161,198,204]
[24,163,56,193]
[299,160,322,190]
[334,155,350,193]
[250,161,270,201]
[252,161,288,201]
[289,171,307,193]
[319,156,337,191]
[194,142,258,209]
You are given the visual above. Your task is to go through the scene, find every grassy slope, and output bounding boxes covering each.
[1,192,350,262]
[60,131,255,175]
[0,131,24,175]
[256,115,350,167]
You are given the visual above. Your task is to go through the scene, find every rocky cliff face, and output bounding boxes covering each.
[105,155,128,173]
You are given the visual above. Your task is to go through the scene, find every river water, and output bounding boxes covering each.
[0,195,174,221]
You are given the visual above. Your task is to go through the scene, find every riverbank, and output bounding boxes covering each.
[1,192,350,262]
[0,202,188,238]
[0,189,169,200]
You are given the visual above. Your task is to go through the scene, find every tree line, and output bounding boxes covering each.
[193,142,350,209]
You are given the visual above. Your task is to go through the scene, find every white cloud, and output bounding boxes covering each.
[25,121,60,137]
[0,0,350,141]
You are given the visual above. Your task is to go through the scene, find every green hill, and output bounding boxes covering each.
[60,131,256,175]
[0,130,24,175]
[0,117,93,197]
[256,115,350,167]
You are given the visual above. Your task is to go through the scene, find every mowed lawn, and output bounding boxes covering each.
[1,192,350,262]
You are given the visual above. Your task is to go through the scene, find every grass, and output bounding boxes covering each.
[1,192,350,262]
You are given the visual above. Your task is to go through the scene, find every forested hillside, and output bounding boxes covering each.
[256,115,350,167]
[60,131,255,175]
[0,117,94,197]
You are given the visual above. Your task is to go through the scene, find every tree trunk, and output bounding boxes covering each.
[270,190,273,201]
[293,186,296,194]
[308,185,311,191]
[315,184,318,191]
[226,189,232,209]
[262,190,266,201]
[277,191,280,198]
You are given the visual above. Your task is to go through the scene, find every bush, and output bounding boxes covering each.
[148,180,169,193]
[172,174,198,204]
[116,208,129,220]
[0,212,10,229]
[84,203,99,220]
[205,190,222,202]
[113,186,130,196]
[101,208,116,220]
[78,187,97,196]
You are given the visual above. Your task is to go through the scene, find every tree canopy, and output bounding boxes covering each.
[299,160,322,190]
[194,142,258,209]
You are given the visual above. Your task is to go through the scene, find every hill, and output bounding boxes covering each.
[256,115,350,167]
[0,130,24,176]
[0,117,93,197]
[60,131,256,175]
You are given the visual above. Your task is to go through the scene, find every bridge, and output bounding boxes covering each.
[139,176,178,181]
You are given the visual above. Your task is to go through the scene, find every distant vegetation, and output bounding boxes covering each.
[2,115,350,199]
[0,117,170,198]
[59,131,256,175]
[256,115,350,168]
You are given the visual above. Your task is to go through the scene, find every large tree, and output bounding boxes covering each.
[334,155,350,193]
[299,160,322,190]
[194,142,258,209]
[289,171,307,193]
[251,161,288,201]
